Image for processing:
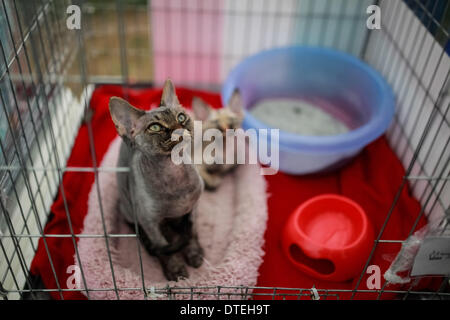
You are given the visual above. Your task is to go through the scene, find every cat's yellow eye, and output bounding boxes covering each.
[148,123,161,132]
[177,113,186,123]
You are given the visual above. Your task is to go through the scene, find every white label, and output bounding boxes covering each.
[411,237,450,277]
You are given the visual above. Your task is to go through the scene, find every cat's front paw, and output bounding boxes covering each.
[160,254,189,281]
[183,243,204,268]
[164,264,188,282]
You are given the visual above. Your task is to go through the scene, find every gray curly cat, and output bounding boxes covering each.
[109,79,204,281]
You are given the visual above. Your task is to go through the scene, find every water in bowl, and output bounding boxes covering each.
[249,98,349,136]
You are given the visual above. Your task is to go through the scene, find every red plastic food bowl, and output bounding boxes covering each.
[282,194,374,282]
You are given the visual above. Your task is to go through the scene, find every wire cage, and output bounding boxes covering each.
[0,0,449,300]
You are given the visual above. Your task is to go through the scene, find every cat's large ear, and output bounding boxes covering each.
[160,79,180,108]
[109,97,145,138]
[192,97,212,121]
[227,89,244,118]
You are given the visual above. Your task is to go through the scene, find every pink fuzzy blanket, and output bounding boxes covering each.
[76,137,268,299]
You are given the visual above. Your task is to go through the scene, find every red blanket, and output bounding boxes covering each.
[30,85,435,300]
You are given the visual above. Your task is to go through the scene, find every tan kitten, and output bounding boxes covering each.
[192,90,244,190]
